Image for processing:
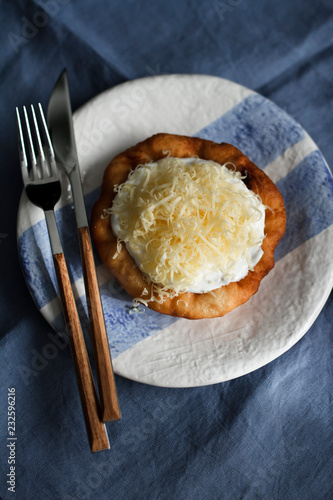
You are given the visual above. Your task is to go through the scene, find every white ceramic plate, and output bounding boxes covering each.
[17,74,333,387]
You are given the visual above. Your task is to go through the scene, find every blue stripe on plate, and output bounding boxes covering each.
[18,220,59,308]
[195,93,306,168]
[275,150,333,261]
[18,209,78,309]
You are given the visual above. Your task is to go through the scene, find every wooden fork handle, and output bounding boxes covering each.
[53,252,110,452]
[78,226,121,422]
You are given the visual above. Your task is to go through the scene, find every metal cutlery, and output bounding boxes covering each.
[16,103,110,452]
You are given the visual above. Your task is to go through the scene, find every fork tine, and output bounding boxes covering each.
[16,107,30,186]
[31,104,46,165]
[38,103,55,158]
[23,106,39,181]
[31,103,51,180]
[38,102,58,178]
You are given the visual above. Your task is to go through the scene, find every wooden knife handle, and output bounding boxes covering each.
[53,252,110,452]
[78,226,121,422]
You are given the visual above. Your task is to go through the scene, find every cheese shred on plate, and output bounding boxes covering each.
[104,157,266,305]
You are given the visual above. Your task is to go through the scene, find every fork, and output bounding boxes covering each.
[16,103,110,453]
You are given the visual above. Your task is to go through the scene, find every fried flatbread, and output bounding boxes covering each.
[91,133,286,319]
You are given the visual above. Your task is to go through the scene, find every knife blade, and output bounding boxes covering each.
[47,69,121,422]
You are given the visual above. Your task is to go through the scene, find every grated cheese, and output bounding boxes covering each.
[105,157,266,304]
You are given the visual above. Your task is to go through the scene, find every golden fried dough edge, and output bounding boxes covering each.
[91,133,286,319]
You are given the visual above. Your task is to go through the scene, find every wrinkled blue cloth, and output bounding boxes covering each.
[1,1,333,499]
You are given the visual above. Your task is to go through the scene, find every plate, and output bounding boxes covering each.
[17,74,333,387]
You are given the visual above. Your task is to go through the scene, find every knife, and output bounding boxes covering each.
[47,69,121,422]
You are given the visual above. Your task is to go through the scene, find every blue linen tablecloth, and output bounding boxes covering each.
[1,1,333,499]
